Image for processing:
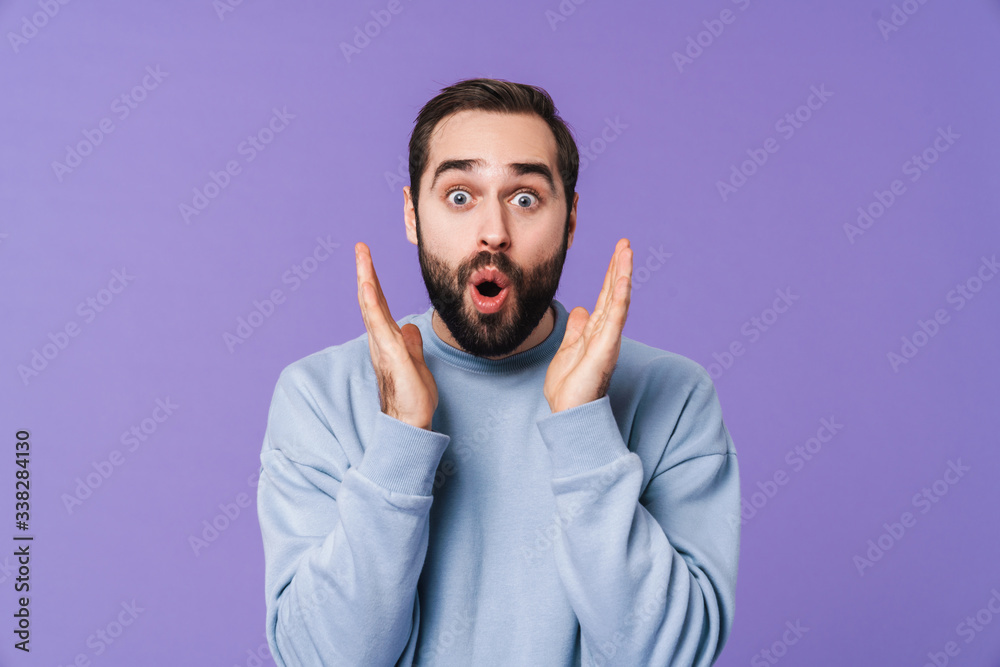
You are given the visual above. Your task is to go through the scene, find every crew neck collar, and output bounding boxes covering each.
[413,298,568,375]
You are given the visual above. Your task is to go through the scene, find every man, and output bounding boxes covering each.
[257,78,740,666]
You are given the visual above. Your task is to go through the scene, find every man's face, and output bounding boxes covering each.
[404,110,577,358]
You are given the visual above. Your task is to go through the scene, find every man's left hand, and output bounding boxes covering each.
[544,238,632,413]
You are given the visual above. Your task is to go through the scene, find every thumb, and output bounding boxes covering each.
[400,323,426,364]
[561,306,589,348]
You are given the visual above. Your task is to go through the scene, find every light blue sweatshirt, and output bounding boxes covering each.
[257,297,740,666]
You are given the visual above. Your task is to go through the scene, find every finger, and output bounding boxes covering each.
[560,306,589,351]
[597,254,632,347]
[597,240,630,324]
[592,240,619,316]
[357,242,395,326]
[358,243,402,336]
[356,244,401,352]
[602,239,628,317]
[600,239,627,317]
[586,239,624,340]
[356,243,374,334]
[356,245,384,345]
[594,243,618,314]
[590,241,631,345]
[357,282,383,367]
[400,323,425,364]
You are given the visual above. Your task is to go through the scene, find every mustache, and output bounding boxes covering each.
[458,251,524,287]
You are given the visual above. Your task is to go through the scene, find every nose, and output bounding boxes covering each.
[476,196,510,252]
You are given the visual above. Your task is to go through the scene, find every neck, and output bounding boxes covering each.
[431,304,555,360]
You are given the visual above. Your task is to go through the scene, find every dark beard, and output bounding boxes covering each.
[416,215,569,359]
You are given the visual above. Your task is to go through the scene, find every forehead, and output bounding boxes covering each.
[424,110,559,184]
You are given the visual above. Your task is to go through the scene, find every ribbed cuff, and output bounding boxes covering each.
[356,411,451,496]
[535,395,630,479]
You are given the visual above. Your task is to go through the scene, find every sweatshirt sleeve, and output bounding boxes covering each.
[534,366,740,667]
[257,369,451,667]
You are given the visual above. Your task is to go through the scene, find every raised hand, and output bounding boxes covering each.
[355,242,439,430]
[543,238,633,414]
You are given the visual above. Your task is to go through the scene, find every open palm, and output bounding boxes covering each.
[544,238,633,414]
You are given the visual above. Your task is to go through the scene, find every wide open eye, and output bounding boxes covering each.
[511,191,539,208]
[446,189,472,206]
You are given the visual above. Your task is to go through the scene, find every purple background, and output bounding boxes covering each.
[2,0,999,665]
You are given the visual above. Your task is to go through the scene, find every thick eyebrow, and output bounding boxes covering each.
[429,158,557,195]
[511,162,557,195]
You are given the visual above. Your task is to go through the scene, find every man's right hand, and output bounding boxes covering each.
[355,242,439,431]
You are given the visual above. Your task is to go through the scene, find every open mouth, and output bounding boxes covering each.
[469,267,511,314]
[475,280,502,297]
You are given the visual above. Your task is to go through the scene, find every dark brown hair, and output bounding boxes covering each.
[408,78,579,217]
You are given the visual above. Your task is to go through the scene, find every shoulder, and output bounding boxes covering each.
[274,335,368,395]
[262,311,424,461]
[616,335,714,395]
[273,310,424,396]
[613,336,734,461]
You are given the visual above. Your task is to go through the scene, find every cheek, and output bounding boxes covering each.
[521,223,564,260]
[419,220,464,258]
[426,247,470,284]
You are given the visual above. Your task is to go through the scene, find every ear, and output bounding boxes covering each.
[404,185,418,246]
[566,191,578,249]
